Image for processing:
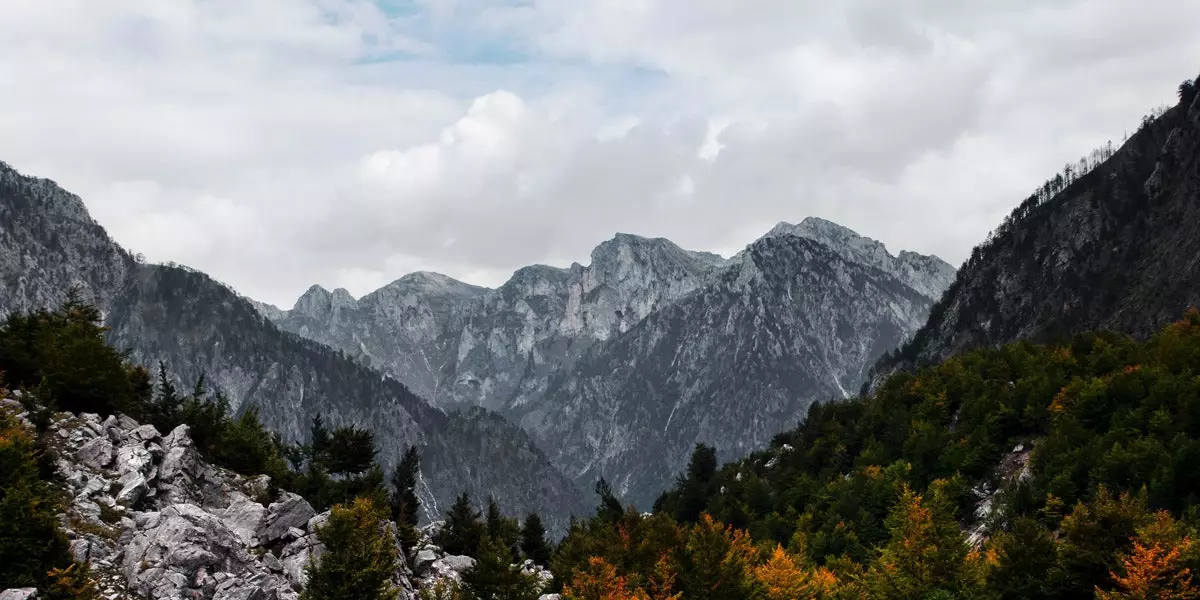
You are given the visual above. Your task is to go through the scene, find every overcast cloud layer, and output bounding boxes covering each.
[3,0,1199,306]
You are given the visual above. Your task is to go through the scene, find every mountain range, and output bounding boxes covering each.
[261,217,955,506]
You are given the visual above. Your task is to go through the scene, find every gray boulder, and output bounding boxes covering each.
[258,493,316,545]
[76,436,114,470]
[0,589,37,600]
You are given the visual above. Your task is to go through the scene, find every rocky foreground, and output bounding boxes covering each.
[0,399,553,600]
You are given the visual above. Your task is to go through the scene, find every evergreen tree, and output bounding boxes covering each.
[674,444,717,524]
[520,513,551,566]
[486,496,521,558]
[461,535,541,600]
[594,478,623,523]
[391,445,422,554]
[310,414,330,467]
[439,492,486,558]
[326,425,376,476]
[0,296,138,417]
[301,497,398,600]
[986,517,1057,600]
[864,482,984,600]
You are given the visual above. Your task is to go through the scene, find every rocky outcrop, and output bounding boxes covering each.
[4,400,555,600]
[47,410,325,599]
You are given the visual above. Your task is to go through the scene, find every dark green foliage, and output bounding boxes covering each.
[987,516,1057,600]
[0,293,139,417]
[310,414,330,465]
[593,478,623,523]
[520,513,551,566]
[673,443,718,524]
[301,497,398,600]
[326,426,376,476]
[0,410,94,594]
[439,492,487,558]
[391,445,422,554]
[461,536,541,600]
[486,496,522,559]
[549,313,1200,599]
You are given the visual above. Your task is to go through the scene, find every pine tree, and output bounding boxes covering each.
[391,445,422,555]
[310,414,330,467]
[864,482,984,600]
[486,496,521,559]
[594,478,623,523]
[987,517,1057,600]
[326,425,376,476]
[301,497,398,600]
[674,444,717,524]
[439,492,486,558]
[520,513,551,566]
[461,536,541,600]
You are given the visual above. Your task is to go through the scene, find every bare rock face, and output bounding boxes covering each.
[40,410,420,600]
[872,90,1200,390]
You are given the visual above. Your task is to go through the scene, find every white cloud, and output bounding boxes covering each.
[1,0,1199,306]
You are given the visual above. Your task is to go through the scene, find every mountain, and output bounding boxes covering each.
[263,234,728,415]
[0,161,587,531]
[268,218,953,506]
[524,232,942,506]
[872,79,1200,386]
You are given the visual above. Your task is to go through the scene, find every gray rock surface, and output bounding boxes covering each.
[0,589,37,600]
[15,406,431,600]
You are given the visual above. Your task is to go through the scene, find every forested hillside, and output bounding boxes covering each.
[548,312,1200,599]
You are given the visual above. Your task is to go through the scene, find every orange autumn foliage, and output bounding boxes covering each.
[1096,514,1200,600]
[751,545,837,600]
[1095,541,1199,600]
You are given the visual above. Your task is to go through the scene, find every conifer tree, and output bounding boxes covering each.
[520,513,551,565]
[461,536,541,600]
[301,497,398,600]
[486,496,521,558]
[594,478,623,523]
[439,492,486,558]
[391,445,422,553]
[864,482,984,600]
[674,444,717,524]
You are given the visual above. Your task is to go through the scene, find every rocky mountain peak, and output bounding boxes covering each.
[292,284,356,319]
[382,271,487,297]
[764,216,955,300]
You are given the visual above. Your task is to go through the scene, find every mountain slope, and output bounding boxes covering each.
[873,81,1200,385]
[0,161,586,531]
[524,233,939,506]
[266,233,727,414]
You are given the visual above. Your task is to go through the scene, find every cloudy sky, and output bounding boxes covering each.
[3,0,1198,306]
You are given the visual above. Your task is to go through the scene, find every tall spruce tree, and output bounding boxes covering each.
[486,496,521,558]
[391,445,422,555]
[520,513,551,566]
[439,492,486,558]
[674,444,718,524]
